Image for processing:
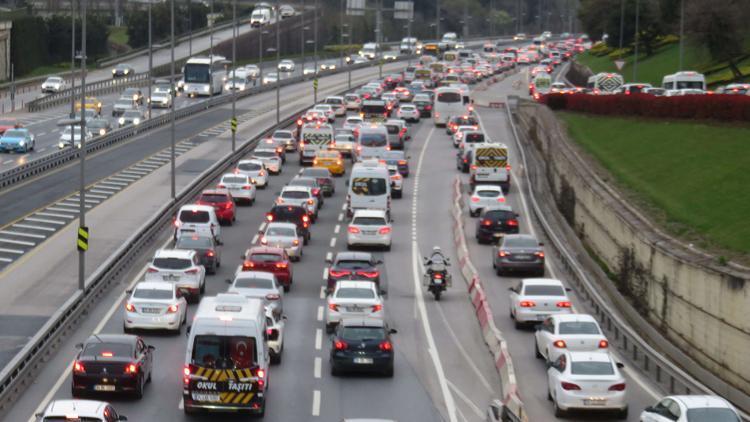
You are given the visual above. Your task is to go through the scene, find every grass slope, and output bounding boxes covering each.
[559,112,750,257]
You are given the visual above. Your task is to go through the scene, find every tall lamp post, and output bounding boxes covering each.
[147,0,153,119]
[231,0,237,151]
[170,0,176,199]
[77,0,88,292]
[275,0,281,124]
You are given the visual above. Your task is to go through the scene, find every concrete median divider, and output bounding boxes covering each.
[450,176,529,421]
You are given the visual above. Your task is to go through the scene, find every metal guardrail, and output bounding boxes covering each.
[505,97,750,419]
[0,60,384,417]
[26,73,151,113]
[1,60,382,190]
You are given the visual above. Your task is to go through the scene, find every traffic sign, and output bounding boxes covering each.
[77,226,89,252]
[614,59,626,70]
[231,117,237,133]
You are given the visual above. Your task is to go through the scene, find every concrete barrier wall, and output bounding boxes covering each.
[515,102,750,396]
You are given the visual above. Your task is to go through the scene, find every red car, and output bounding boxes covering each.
[196,189,235,225]
[242,246,293,291]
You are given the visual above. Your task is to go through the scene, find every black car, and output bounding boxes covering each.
[72,334,155,399]
[475,205,520,244]
[174,233,221,274]
[300,167,335,196]
[325,252,382,294]
[330,318,396,377]
[413,98,433,117]
[266,205,311,243]
[112,63,135,78]
[447,115,479,135]
[492,234,545,276]
[288,176,325,207]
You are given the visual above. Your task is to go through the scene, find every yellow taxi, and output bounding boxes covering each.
[313,150,345,176]
[75,96,103,115]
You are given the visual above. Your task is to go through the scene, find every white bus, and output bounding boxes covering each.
[433,86,470,127]
[182,55,227,97]
[662,71,706,91]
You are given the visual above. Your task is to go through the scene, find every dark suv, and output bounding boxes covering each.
[266,205,311,244]
[475,205,519,244]
[300,167,335,197]
[330,318,396,377]
[325,252,382,294]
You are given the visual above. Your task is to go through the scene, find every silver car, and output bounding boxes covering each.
[468,185,506,217]
[218,173,256,205]
[271,129,297,151]
[259,222,303,260]
[227,271,284,317]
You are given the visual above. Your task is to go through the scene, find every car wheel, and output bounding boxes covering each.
[383,365,394,377]
[553,397,565,417]
[123,324,131,334]
[133,375,144,399]
[535,339,543,359]
[304,235,309,245]
[325,323,335,334]
[617,407,628,420]
[331,364,340,377]
[384,244,391,252]
[216,259,221,268]
[200,281,205,294]
[514,319,524,330]
[496,267,503,276]
[284,285,290,293]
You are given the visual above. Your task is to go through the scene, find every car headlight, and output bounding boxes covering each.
[203,85,209,92]
[124,69,130,74]
[19,140,25,146]
[118,117,125,124]
[133,94,138,101]
[58,142,65,148]
[133,118,140,125]
[112,69,116,74]
[100,128,106,135]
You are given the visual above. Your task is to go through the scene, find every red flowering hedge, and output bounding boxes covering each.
[541,93,750,122]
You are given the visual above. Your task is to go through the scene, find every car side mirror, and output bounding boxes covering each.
[539,242,544,246]
[186,325,191,336]
[616,362,625,369]
[643,406,655,413]
[148,345,156,351]
[125,289,133,295]
[282,315,288,320]
[119,416,128,421]
[380,289,387,296]
[565,287,572,292]
[507,287,515,292]
[376,260,383,265]
[389,328,398,334]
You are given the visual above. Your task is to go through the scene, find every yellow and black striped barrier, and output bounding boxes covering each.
[77,226,89,252]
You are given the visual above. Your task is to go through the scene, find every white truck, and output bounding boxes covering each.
[470,143,511,192]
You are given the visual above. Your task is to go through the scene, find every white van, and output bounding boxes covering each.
[299,122,334,165]
[531,73,552,98]
[250,8,271,27]
[356,124,390,161]
[433,86,470,126]
[174,204,222,243]
[183,294,269,416]
[346,160,391,218]
[662,71,706,91]
[470,143,511,192]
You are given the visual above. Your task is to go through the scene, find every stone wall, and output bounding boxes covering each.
[516,101,750,398]
[0,21,10,82]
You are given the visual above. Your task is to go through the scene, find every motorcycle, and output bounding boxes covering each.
[423,258,452,301]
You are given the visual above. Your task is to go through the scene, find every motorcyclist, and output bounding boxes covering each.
[425,246,449,273]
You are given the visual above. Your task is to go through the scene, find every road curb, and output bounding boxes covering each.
[450,176,528,421]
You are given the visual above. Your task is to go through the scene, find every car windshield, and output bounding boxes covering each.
[353,217,387,226]
[282,190,309,199]
[336,287,375,299]
[273,131,292,139]
[385,125,400,134]
[115,99,132,107]
[267,226,296,237]
[116,64,131,70]
[558,321,600,335]
[176,236,212,249]
[570,361,614,375]
[200,194,230,203]
[523,285,565,296]
[222,176,248,184]
[238,162,262,171]
[351,177,388,196]
[179,210,210,223]
[82,342,133,358]
[486,210,514,221]
[465,133,484,143]
[250,253,283,262]
[124,110,141,118]
[271,206,305,219]
[133,287,173,300]
[504,237,539,248]
[335,259,371,269]
[234,277,274,289]
[191,335,257,369]
[153,257,192,269]
[253,151,276,158]
[400,106,416,111]
[290,178,316,188]
[475,189,500,197]
[359,133,387,147]
[341,327,385,341]
[686,408,741,422]
[438,92,461,103]
[3,130,25,138]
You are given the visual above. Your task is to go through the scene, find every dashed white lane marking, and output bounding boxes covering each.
[319,285,326,299]
[3,160,13,165]
[85,193,108,200]
[325,252,332,262]
[315,328,323,350]
[312,390,321,416]
[314,357,322,379]
[46,207,79,214]
[0,257,12,263]
[0,230,44,239]
[38,147,47,153]
[329,237,336,248]
[334,224,340,234]
[26,217,66,226]
[322,267,329,280]
[317,306,324,321]
[337,213,344,222]
[0,238,35,246]
[0,247,23,254]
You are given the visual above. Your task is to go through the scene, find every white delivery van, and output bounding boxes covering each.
[346,159,391,218]
[356,124,390,161]
[470,143,511,192]
[433,86,469,126]
[299,122,334,165]
[250,8,271,27]
[174,204,222,243]
[662,71,706,91]
[183,294,269,416]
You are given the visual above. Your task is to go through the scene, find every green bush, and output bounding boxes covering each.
[10,16,48,76]
[323,44,362,54]
[589,42,613,57]
[607,48,632,60]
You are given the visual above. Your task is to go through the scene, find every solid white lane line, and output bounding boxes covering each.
[317,306,324,321]
[0,247,23,254]
[314,357,322,379]
[0,238,35,247]
[334,224,340,234]
[315,329,322,350]
[26,217,66,225]
[312,390,321,416]
[13,224,55,232]
[0,230,45,239]
[447,378,486,419]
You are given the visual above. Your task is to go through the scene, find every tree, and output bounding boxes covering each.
[688,0,748,78]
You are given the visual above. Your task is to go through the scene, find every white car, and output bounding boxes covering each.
[343,115,364,132]
[265,307,286,364]
[272,129,297,151]
[468,185,506,217]
[313,104,336,122]
[303,65,317,76]
[123,281,188,334]
[509,278,573,328]
[144,249,206,302]
[37,400,127,422]
[41,76,67,93]
[640,395,742,422]
[148,91,172,108]
[244,64,261,79]
[58,126,92,149]
[344,93,362,110]
[453,125,479,147]
[325,280,384,333]
[276,186,318,218]
[547,351,628,419]
[347,209,392,250]
[224,77,248,92]
[383,51,398,61]
[259,222,303,261]
[278,59,296,72]
[396,104,420,122]
[173,204,222,242]
[324,96,347,116]
[228,270,284,317]
[534,314,609,364]
[235,159,268,188]
[218,173,256,205]
[251,148,283,174]
[263,72,279,85]
[320,62,337,71]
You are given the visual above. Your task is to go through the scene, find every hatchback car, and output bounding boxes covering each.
[173,204,222,243]
[535,314,608,364]
[242,246,293,290]
[468,185,506,217]
[326,252,383,294]
[196,189,236,225]
[266,205,312,243]
[347,209,392,250]
[118,109,145,128]
[123,281,187,334]
[259,222,303,261]
[272,129,297,151]
[509,278,572,328]
[88,117,112,137]
[235,159,268,188]
[343,116,364,132]
[640,395,742,422]
[227,271,284,317]
[330,318,396,377]
[276,186,318,219]
[413,94,433,117]
[122,87,144,105]
[493,234,545,276]
[326,281,385,333]
[174,233,221,274]
[72,334,154,398]
[395,104,420,122]
[251,148,283,174]
[288,176,326,206]
[145,249,206,302]
[299,167,336,196]
[218,173,256,205]
[112,98,137,117]
[344,93,362,110]
[37,399,128,421]
[476,205,519,243]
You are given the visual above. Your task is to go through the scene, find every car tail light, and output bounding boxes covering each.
[334,340,348,350]
[293,239,300,246]
[481,219,493,227]
[519,300,536,307]
[378,227,391,235]
[74,361,86,373]
[173,219,181,228]
[561,381,581,391]
[275,262,288,269]
[312,188,320,196]
[125,363,138,374]
[598,340,609,349]
[329,270,351,278]
[266,213,274,221]
[507,219,518,226]
[398,160,407,165]
[217,183,226,188]
[266,293,280,301]
[167,304,179,313]
[329,303,339,311]
[433,273,443,279]
[497,197,506,203]
[348,226,361,234]
[357,271,378,278]
[241,184,253,190]
[470,165,477,171]
[125,302,136,312]
[297,119,303,126]
[302,215,310,223]
[307,199,314,205]
[426,105,432,110]
[205,250,216,258]
[470,196,480,203]
[185,268,199,274]
[556,301,572,308]
[371,304,383,312]
[535,251,545,258]
[260,236,268,245]
[379,341,393,351]
[243,261,255,269]
[608,383,626,391]
[553,340,567,348]
[146,266,157,273]
[498,250,510,257]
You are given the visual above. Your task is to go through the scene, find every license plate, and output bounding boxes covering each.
[346,306,363,312]
[353,357,373,364]
[583,399,607,406]
[514,255,533,261]
[163,274,180,281]
[536,314,549,321]
[142,308,161,314]
[493,233,504,238]
[303,151,315,156]
[192,392,221,402]
[363,231,377,235]
[94,385,116,392]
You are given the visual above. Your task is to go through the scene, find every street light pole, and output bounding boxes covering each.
[300,0,305,69]
[678,0,684,70]
[70,0,76,151]
[170,0,176,199]
[209,0,214,100]
[618,0,624,49]
[275,0,281,124]
[339,0,344,69]
[231,0,237,152]
[188,0,192,56]
[77,0,87,292]
[347,21,352,89]
[435,0,440,39]
[148,0,152,120]
[313,0,318,77]
[259,30,264,84]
